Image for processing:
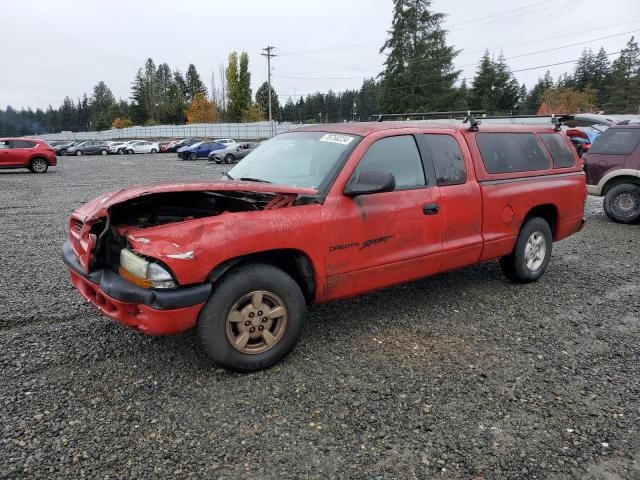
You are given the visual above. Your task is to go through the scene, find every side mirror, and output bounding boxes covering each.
[344,169,396,197]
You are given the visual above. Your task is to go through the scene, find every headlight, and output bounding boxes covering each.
[119,249,176,289]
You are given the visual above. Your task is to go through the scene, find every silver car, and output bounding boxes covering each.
[208,142,259,164]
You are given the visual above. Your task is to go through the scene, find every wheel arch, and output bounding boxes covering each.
[29,155,51,165]
[523,204,559,240]
[601,173,640,196]
[206,249,317,304]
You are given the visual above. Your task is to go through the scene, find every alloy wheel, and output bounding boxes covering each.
[225,290,288,355]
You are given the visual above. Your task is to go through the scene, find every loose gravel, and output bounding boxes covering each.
[0,154,639,479]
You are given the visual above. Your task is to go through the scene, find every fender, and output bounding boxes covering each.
[589,169,640,196]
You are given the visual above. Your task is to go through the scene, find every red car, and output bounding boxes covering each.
[62,122,586,371]
[0,138,57,173]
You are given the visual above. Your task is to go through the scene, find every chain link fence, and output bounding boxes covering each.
[35,122,300,141]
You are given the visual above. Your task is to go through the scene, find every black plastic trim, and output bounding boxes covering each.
[62,241,211,310]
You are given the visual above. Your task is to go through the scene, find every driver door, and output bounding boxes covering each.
[321,134,443,300]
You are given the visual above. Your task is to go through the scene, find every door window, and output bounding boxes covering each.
[11,140,36,149]
[424,134,467,186]
[355,135,425,189]
[0,140,11,149]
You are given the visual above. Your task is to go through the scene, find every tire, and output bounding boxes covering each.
[198,263,307,372]
[127,149,134,154]
[29,157,49,173]
[60,150,68,156]
[100,149,108,156]
[499,217,553,283]
[224,154,235,164]
[75,150,82,156]
[151,148,158,154]
[190,152,198,161]
[603,183,640,224]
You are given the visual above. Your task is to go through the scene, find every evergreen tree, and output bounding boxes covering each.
[379,0,460,113]
[574,48,596,91]
[90,81,115,130]
[255,81,280,119]
[238,52,252,114]
[358,78,381,120]
[185,63,208,102]
[524,71,554,114]
[592,47,611,105]
[607,37,640,113]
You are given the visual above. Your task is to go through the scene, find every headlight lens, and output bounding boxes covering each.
[119,249,176,289]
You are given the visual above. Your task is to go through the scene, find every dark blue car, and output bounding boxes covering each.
[177,141,225,160]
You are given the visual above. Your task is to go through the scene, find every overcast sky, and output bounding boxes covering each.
[1,0,638,110]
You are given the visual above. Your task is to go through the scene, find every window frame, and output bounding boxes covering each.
[352,134,429,191]
[475,132,552,175]
[538,133,576,169]
[419,133,467,187]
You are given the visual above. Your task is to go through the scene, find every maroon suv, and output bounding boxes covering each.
[584,124,640,223]
[0,138,57,173]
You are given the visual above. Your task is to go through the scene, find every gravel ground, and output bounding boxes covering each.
[0,154,639,479]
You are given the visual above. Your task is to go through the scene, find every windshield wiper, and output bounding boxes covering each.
[239,177,272,183]
[222,172,234,180]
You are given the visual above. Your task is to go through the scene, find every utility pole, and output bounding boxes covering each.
[262,46,277,135]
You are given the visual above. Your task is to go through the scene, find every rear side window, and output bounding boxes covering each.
[355,135,425,189]
[11,140,36,149]
[476,133,550,174]
[539,133,575,168]
[424,134,466,185]
[589,128,640,155]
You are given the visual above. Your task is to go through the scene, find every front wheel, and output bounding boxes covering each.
[198,264,307,372]
[190,152,198,161]
[224,154,235,164]
[500,217,552,283]
[603,183,640,224]
[151,148,158,154]
[75,150,82,156]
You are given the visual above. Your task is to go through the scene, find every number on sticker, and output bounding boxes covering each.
[319,134,354,145]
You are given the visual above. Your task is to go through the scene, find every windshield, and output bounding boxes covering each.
[189,142,203,149]
[226,131,359,189]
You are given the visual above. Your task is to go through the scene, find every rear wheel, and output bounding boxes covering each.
[500,217,552,283]
[100,149,108,155]
[603,183,640,224]
[151,148,158,154]
[198,264,307,372]
[29,157,48,173]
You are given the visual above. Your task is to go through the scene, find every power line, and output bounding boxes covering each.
[275,30,634,82]
[276,50,623,98]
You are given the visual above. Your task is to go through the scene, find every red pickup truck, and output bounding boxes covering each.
[62,122,586,371]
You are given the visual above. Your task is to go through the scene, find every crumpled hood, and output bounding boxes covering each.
[72,179,317,222]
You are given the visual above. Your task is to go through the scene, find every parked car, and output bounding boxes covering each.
[213,138,237,146]
[0,138,57,173]
[177,141,225,160]
[583,124,640,223]
[118,140,145,154]
[208,142,259,163]
[47,140,71,148]
[62,121,586,371]
[67,140,111,156]
[126,141,160,154]
[108,142,127,154]
[158,140,173,152]
[55,140,83,156]
[167,138,201,153]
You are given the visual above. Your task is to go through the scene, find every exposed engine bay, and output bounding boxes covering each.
[88,190,290,271]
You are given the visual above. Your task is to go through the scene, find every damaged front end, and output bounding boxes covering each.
[63,181,317,335]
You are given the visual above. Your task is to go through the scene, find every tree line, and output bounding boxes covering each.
[1,0,639,136]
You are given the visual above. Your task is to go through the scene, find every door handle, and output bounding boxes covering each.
[423,203,439,215]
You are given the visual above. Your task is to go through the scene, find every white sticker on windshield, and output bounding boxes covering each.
[319,133,355,145]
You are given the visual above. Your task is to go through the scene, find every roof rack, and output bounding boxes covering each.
[372,110,485,122]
